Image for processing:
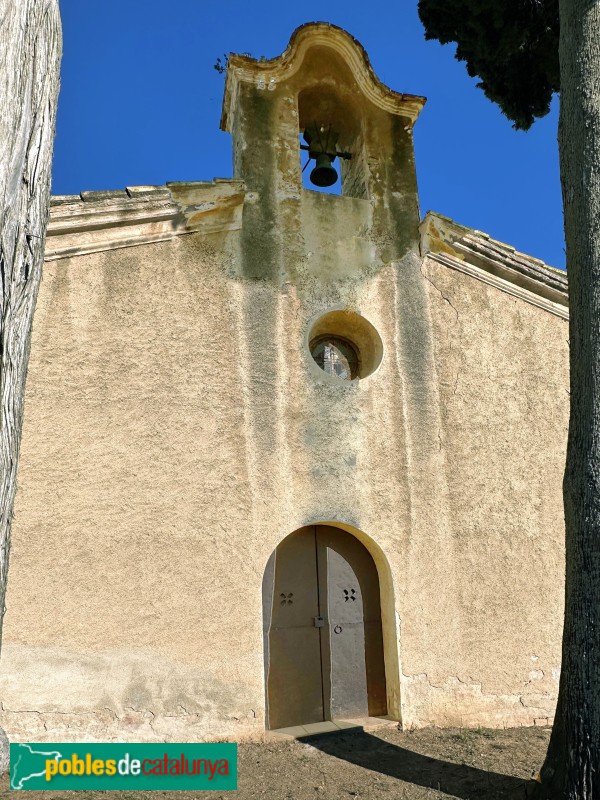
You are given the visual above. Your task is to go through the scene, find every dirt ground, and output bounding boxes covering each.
[0,724,549,799]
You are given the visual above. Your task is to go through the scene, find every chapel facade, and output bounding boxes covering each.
[0,23,569,742]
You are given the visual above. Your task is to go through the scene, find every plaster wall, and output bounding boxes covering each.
[0,212,418,742]
[0,224,568,741]
[0,23,569,742]
[402,254,569,728]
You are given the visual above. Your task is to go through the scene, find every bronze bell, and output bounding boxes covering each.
[303,124,341,188]
[310,152,338,187]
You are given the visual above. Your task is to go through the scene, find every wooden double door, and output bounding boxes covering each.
[264,525,387,730]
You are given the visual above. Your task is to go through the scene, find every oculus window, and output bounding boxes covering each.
[310,336,359,381]
[307,310,383,382]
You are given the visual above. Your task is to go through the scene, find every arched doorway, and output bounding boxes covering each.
[263,525,388,730]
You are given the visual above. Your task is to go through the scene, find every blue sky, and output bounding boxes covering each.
[54,0,564,269]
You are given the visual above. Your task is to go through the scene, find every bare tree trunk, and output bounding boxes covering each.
[536,0,600,797]
[0,0,62,662]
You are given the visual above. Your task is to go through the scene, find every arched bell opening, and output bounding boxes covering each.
[262,523,399,730]
[297,82,367,199]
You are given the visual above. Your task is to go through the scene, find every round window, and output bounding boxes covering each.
[307,309,383,381]
[310,335,360,381]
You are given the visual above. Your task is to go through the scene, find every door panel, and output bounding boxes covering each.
[268,628,324,728]
[266,525,387,729]
[267,528,323,729]
[364,620,388,716]
[319,543,369,719]
[317,526,388,719]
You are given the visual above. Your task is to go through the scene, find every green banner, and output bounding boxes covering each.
[10,742,237,791]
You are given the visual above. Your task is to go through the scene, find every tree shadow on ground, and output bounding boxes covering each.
[300,729,530,799]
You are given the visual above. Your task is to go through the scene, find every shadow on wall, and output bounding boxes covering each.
[300,730,530,799]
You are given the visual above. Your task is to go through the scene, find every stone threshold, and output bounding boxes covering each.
[268,715,399,739]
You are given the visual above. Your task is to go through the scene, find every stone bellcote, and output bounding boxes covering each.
[220,23,426,282]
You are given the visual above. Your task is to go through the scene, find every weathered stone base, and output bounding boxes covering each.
[400,673,557,730]
[0,644,266,744]
[0,727,8,774]
[0,708,265,744]
[0,644,558,743]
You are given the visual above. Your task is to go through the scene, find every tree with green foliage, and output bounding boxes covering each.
[419,1,599,796]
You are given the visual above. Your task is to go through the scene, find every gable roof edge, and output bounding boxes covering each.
[420,212,568,320]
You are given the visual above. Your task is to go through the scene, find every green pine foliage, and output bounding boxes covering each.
[418,0,559,129]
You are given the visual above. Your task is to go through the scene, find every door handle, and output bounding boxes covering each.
[314,616,324,628]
